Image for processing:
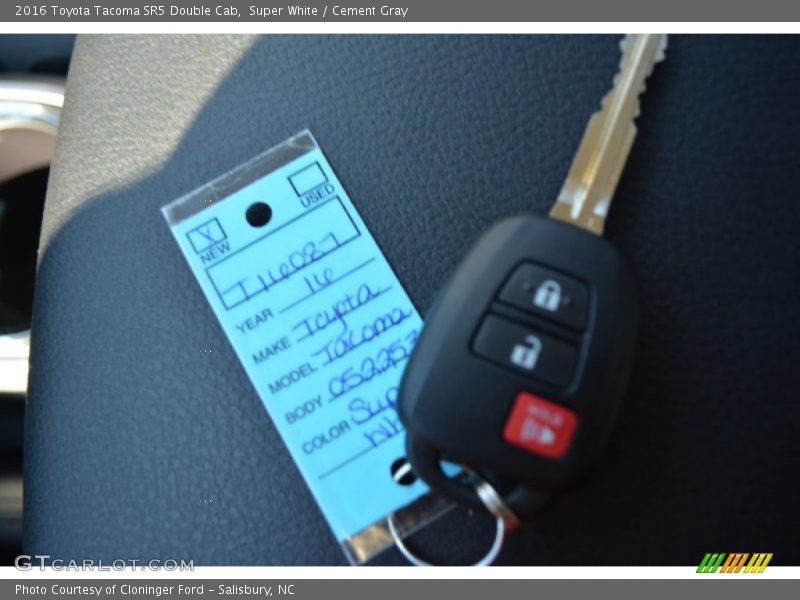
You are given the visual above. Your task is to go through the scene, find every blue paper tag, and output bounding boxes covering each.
[162,132,428,547]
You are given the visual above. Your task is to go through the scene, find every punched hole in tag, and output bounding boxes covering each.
[390,457,417,486]
[245,201,272,227]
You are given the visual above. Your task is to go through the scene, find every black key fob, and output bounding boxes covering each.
[397,215,637,518]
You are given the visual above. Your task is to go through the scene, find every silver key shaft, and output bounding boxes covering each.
[549,34,667,236]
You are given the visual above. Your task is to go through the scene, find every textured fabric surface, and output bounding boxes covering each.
[24,35,800,565]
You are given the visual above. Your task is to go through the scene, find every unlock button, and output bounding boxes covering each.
[473,315,578,388]
[499,263,589,331]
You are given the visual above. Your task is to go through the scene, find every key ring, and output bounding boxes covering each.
[406,433,549,518]
[387,475,514,566]
[473,476,521,531]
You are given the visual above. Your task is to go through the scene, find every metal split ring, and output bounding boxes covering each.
[387,476,519,566]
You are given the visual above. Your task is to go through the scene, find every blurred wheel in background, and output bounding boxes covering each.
[0,33,73,564]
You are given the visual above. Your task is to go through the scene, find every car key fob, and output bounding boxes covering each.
[397,34,665,521]
[397,215,637,517]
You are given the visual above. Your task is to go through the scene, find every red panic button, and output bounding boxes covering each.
[503,392,578,459]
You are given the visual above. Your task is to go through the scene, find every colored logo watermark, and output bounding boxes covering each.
[697,553,773,573]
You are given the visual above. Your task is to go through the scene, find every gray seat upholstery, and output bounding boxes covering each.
[24,35,800,565]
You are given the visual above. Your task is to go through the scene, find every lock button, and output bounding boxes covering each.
[498,263,589,331]
[473,315,578,388]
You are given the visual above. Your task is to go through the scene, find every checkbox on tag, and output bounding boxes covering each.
[288,161,328,197]
[186,218,227,254]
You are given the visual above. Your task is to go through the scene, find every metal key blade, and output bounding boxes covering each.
[549,34,667,236]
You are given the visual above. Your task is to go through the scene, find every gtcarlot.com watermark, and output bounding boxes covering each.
[15,555,194,571]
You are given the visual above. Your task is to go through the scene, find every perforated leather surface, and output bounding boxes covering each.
[24,35,800,565]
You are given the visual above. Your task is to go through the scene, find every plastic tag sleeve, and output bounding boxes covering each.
[162,130,449,564]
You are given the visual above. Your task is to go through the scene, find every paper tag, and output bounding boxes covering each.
[162,131,434,562]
